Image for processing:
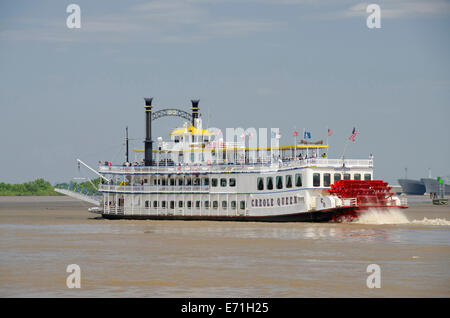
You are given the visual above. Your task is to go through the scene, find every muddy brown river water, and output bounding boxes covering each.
[0,196,449,297]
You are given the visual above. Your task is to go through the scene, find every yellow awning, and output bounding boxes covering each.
[170,125,214,136]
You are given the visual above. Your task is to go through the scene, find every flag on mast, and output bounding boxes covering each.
[304,131,311,139]
[328,128,333,136]
[349,127,358,142]
[293,130,299,137]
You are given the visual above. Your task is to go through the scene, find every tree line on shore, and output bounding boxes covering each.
[0,178,100,196]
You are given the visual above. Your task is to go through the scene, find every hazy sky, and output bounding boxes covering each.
[1,0,449,185]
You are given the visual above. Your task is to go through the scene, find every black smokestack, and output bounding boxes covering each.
[144,97,153,166]
[191,99,199,127]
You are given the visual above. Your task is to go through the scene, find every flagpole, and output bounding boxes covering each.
[294,126,297,159]
[326,125,329,156]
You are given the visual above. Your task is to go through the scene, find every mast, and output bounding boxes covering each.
[126,126,129,163]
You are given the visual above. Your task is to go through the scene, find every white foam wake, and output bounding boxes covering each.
[411,218,450,226]
[350,208,450,226]
[354,208,410,224]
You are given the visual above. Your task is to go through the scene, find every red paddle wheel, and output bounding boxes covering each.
[327,180,401,222]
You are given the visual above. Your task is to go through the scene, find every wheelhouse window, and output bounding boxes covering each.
[211,178,218,187]
[334,173,341,182]
[295,174,302,187]
[313,173,321,187]
[220,178,227,187]
[229,178,236,187]
[343,173,351,180]
[354,174,361,181]
[364,174,372,181]
[323,173,331,187]
[267,177,274,190]
[276,176,283,189]
[286,175,292,188]
[257,177,264,190]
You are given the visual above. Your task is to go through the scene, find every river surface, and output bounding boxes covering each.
[0,196,449,297]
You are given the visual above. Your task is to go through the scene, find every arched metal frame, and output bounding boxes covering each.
[152,109,196,122]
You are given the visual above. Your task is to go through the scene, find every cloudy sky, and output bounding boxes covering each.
[1,0,449,184]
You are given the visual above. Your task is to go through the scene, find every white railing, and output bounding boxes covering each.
[98,159,373,174]
[99,184,210,193]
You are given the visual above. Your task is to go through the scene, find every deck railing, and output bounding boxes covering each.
[98,159,373,174]
[99,184,210,193]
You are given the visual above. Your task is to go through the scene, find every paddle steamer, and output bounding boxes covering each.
[94,98,407,222]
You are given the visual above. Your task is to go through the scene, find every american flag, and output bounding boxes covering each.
[328,128,333,136]
[293,130,299,137]
[349,127,357,142]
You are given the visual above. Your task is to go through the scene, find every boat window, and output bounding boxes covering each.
[194,178,201,186]
[204,201,210,209]
[276,176,283,189]
[195,201,201,208]
[231,201,237,209]
[343,173,351,180]
[240,201,246,210]
[153,201,158,208]
[257,177,264,190]
[213,201,218,208]
[204,178,210,186]
[334,173,341,182]
[229,178,236,187]
[162,201,166,208]
[324,173,331,187]
[267,177,274,190]
[354,174,361,181]
[187,201,192,208]
[220,178,227,187]
[170,201,175,209]
[169,178,175,186]
[161,178,167,186]
[145,200,149,208]
[222,201,227,208]
[286,175,292,188]
[178,201,183,208]
[313,173,321,187]
[212,178,218,187]
[178,178,184,186]
[364,174,372,181]
[295,174,302,187]
[186,177,192,186]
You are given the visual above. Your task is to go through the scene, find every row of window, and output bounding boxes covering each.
[313,173,371,187]
[144,200,246,210]
[257,174,302,191]
[257,173,371,190]
[150,177,236,187]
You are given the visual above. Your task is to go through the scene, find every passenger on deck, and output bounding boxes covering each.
[298,153,303,160]
[321,153,327,158]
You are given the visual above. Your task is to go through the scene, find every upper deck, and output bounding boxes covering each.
[98,158,374,175]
